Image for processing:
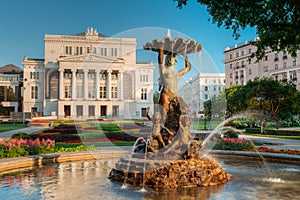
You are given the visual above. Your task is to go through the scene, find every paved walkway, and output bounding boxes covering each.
[0,127,46,138]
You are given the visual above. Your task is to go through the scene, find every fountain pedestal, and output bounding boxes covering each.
[109,151,232,188]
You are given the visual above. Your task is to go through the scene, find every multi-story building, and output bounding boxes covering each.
[224,37,300,89]
[22,27,154,119]
[179,73,225,118]
[0,64,23,116]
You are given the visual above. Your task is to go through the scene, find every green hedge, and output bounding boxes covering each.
[245,128,300,136]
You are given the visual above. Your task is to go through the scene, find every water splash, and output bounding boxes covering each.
[262,177,285,183]
[137,188,147,193]
[200,112,260,156]
[121,137,147,189]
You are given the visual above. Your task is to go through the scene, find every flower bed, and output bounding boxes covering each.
[251,146,300,155]
[0,138,55,158]
[63,138,121,143]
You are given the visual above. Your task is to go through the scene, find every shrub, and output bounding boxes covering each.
[223,131,239,138]
[213,138,255,151]
[11,132,32,139]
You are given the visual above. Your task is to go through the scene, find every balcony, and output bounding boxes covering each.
[274,58,279,61]
[0,74,20,82]
[283,55,288,59]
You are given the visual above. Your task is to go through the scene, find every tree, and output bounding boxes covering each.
[174,0,300,60]
[226,78,300,129]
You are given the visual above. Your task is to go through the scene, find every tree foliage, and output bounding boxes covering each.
[225,78,300,128]
[174,0,300,60]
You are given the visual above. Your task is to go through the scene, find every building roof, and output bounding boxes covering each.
[0,64,23,73]
[74,32,107,38]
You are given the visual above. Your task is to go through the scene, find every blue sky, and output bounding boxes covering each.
[0,0,256,74]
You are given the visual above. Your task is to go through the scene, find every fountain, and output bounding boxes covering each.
[109,35,232,189]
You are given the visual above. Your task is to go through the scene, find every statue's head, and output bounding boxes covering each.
[165,53,177,67]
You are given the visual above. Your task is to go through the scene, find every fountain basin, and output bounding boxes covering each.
[0,152,299,200]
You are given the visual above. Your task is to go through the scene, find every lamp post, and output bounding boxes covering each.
[256,93,265,134]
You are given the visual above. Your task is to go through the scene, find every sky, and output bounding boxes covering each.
[0,0,257,75]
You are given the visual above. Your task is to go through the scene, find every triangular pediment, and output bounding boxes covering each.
[58,53,125,63]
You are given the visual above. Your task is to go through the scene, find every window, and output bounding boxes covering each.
[112,106,119,118]
[204,86,208,91]
[30,72,39,79]
[141,108,147,117]
[88,105,95,117]
[100,71,107,80]
[141,88,147,100]
[80,47,83,55]
[230,73,232,78]
[248,59,252,65]
[65,46,72,55]
[248,48,252,54]
[283,51,288,59]
[64,86,71,98]
[229,64,232,69]
[76,71,83,78]
[205,94,208,100]
[111,72,118,80]
[236,52,239,57]
[241,50,244,56]
[283,62,287,68]
[76,105,83,117]
[99,87,106,98]
[274,53,279,61]
[31,107,37,113]
[64,71,71,79]
[88,86,95,98]
[213,86,216,91]
[100,106,107,117]
[293,60,296,66]
[263,66,268,72]
[88,72,95,78]
[76,86,84,98]
[31,86,38,99]
[249,68,252,75]
[264,55,268,61]
[111,48,118,57]
[75,47,79,55]
[111,87,118,98]
[230,54,232,59]
[241,61,245,67]
[140,75,148,82]
[101,48,107,56]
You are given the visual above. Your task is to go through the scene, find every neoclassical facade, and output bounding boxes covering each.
[22,28,154,119]
[179,73,225,118]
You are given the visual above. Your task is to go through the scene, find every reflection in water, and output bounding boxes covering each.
[0,157,299,200]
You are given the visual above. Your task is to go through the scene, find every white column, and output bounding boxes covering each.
[83,69,88,99]
[119,71,123,100]
[95,70,100,99]
[59,69,64,99]
[71,69,76,99]
[107,70,112,100]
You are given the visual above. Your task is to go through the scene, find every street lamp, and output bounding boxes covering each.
[256,93,265,134]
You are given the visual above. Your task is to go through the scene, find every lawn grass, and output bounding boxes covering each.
[0,123,27,132]
[190,119,223,130]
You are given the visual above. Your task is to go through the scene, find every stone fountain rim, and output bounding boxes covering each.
[0,149,299,175]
